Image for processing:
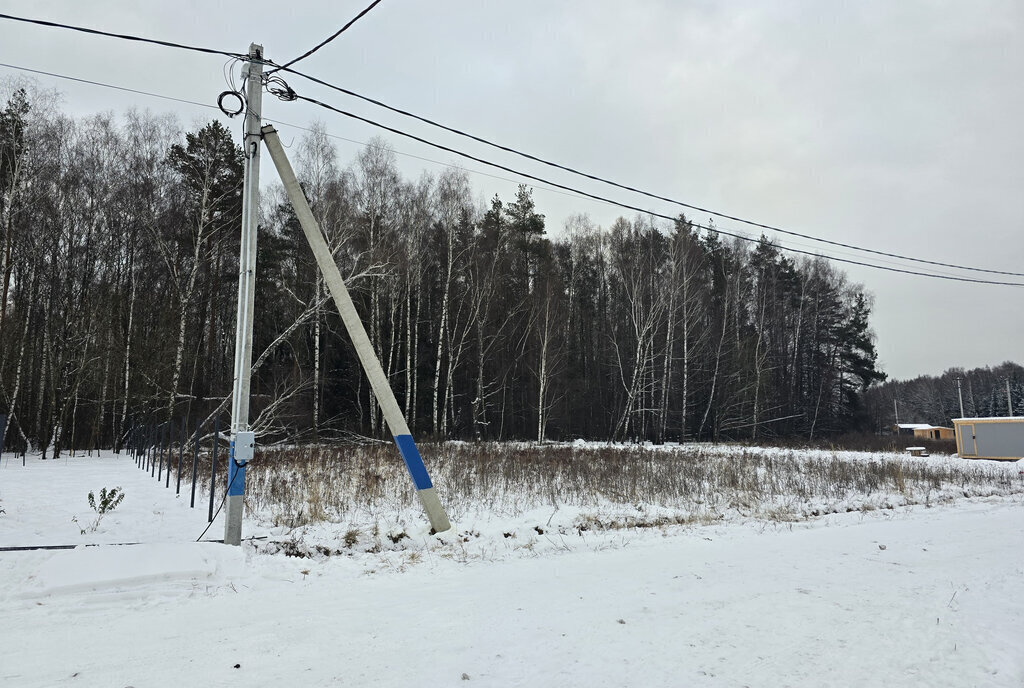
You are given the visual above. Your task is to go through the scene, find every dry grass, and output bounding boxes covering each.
[225,442,1023,528]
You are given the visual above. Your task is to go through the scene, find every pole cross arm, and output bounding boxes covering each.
[260,124,451,533]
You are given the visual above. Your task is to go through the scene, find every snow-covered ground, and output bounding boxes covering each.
[1,448,1022,687]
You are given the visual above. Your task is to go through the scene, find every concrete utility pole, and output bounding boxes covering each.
[225,44,264,546]
[955,376,965,418]
[893,398,899,426]
[1006,378,1014,417]
[261,125,451,533]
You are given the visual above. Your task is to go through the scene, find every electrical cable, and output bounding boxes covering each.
[272,119,621,205]
[0,12,246,59]
[0,61,219,111]
[195,456,247,542]
[700,219,970,280]
[1,11,1017,278]
[2,60,1017,285]
[5,9,1016,278]
[0,61,599,208]
[273,65,1024,279]
[264,74,297,102]
[217,90,245,117]
[285,91,1024,287]
[265,0,384,75]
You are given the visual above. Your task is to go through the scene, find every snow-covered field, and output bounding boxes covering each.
[1,447,1022,687]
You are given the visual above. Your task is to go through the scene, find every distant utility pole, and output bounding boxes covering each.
[224,43,264,546]
[955,376,965,418]
[893,398,899,426]
[1006,378,1014,417]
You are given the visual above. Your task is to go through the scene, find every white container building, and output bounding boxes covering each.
[952,417,1024,461]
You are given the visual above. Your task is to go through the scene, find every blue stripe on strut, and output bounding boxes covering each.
[227,441,246,496]
[393,434,433,490]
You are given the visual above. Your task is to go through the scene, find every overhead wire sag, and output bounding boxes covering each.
[2,59,1016,286]
[1,10,1018,279]
[0,61,594,207]
[2,56,980,281]
[266,0,384,75]
[0,8,1016,284]
[0,12,245,59]
[0,61,219,112]
[278,89,1023,287]
[272,64,1024,279]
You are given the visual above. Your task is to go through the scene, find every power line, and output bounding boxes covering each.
[0,61,219,112]
[3,58,1017,286]
[0,61,615,210]
[697,218,970,280]
[275,65,1024,279]
[0,12,245,59]
[261,120,622,208]
[0,61,605,216]
[267,0,384,75]
[176,86,986,278]
[289,92,1024,287]
[4,10,1016,279]
[0,60,983,279]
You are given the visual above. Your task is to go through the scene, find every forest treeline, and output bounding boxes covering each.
[0,83,888,455]
[864,362,1023,431]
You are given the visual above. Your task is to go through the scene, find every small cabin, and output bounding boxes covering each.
[913,426,955,441]
[953,417,1024,461]
[892,423,955,441]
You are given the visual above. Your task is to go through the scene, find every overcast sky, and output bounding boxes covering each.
[0,0,1021,381]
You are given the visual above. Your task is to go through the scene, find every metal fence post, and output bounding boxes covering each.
[190,419,200,508]
[209,415,220,523]
[166,421,175,488]
[175,417,185,494]
[158,423,167,481]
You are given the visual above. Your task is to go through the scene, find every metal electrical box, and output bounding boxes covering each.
[232,431,255,464]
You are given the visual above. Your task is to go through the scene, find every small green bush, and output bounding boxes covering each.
[75,487,126,533]
[89,487,125,515]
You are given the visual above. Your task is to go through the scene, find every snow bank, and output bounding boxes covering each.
[21,542,244,597]
[0,449,1022,686]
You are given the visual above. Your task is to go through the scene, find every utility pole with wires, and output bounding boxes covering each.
[219,43,451,543]
[955,376,965,418]
[224,43,264,547]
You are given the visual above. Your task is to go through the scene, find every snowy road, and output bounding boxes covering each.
[1,454,1022,687]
